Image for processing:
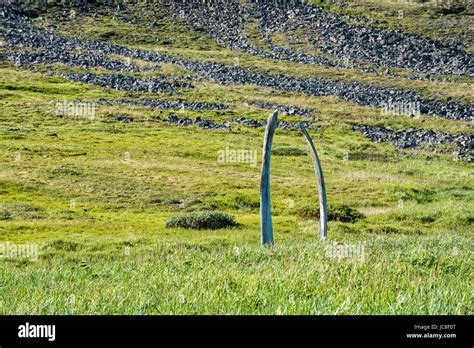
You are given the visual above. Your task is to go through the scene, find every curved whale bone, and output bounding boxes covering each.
[300,124,328,240]
[260,111,278,245]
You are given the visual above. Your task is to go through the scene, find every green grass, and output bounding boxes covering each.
[165,211,237,230]
[1,233,472,314]
[0,2,473,314]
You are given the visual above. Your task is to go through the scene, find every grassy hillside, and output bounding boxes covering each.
[0,1,472,314]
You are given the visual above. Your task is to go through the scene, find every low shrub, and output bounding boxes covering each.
[165,211,237,230]
[434,0,466,15]
[297,203,364,223]
[0,210,12,220]
[272,146,307,156]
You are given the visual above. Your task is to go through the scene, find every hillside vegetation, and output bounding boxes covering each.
[0,0,472,314]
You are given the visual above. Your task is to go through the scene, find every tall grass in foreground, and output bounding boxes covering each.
[0,233,471,314]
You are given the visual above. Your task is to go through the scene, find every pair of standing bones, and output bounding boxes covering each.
[260,112,328,245]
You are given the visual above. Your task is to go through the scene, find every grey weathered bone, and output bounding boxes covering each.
[300,125,328,240]
[260,111,278,245]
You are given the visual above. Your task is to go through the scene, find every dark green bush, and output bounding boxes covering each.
[165,211,237,230]
[297,203,364,223]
